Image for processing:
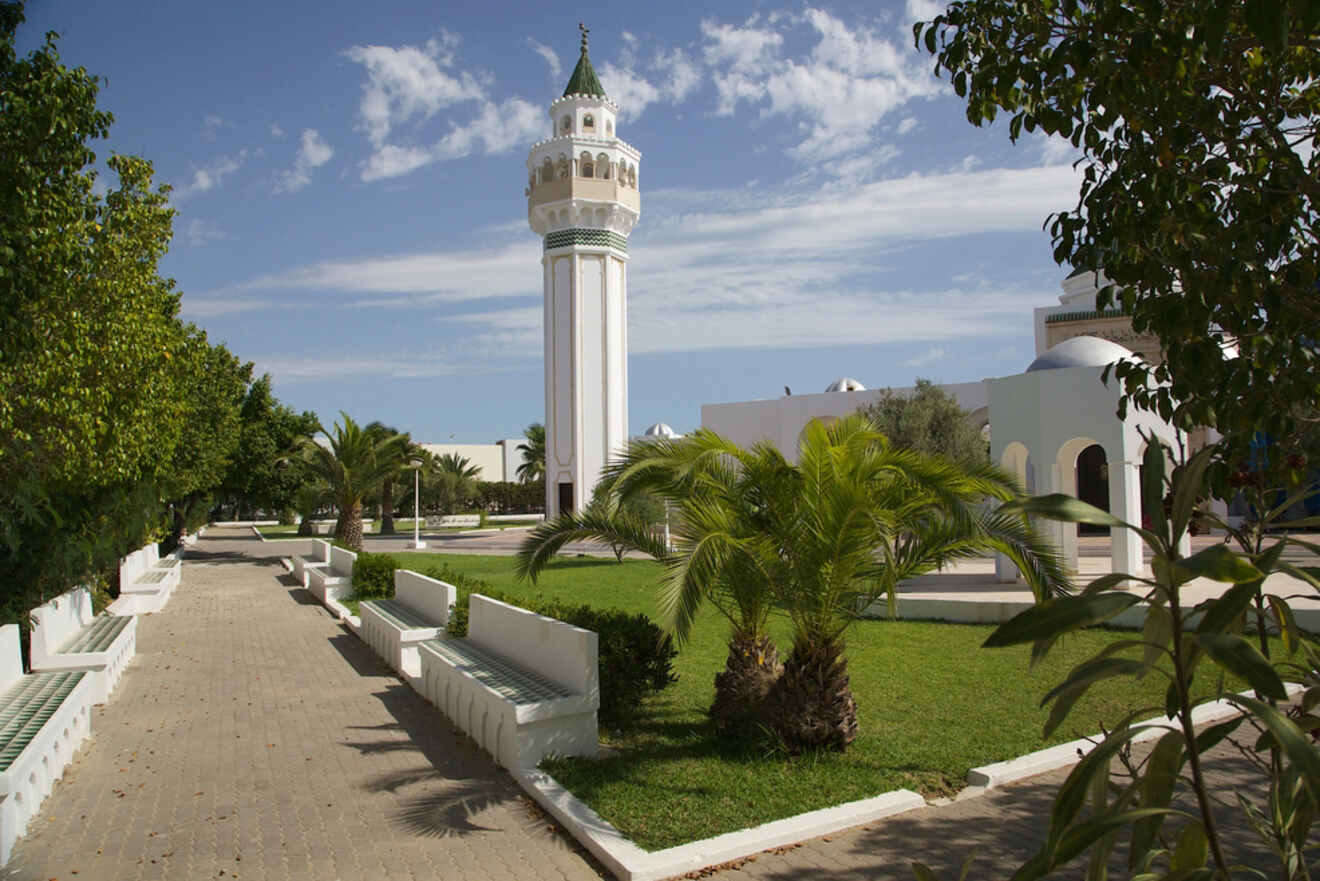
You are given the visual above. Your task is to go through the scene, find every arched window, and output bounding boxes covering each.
[541,157,553,184]
[580,151,593,178]
[556,155,570,180]
[583,113,595,131]
[628,166,637,187]
[605,119,613,135]
[596,153,609,179]
[560,115,572,134]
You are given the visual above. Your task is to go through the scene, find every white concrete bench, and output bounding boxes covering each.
[291,539,332,587]
[0,623,94,866]
[306,545,356,607]
[114,543,181,615]
[417,595,598,770]
[359,570,456,680]
[29,587,136,705]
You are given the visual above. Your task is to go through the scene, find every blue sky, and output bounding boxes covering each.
[18,0,1082,442]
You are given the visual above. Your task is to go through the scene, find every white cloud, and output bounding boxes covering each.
[359,98,544,181]
[184,217,227,247]
[897,116,918,135]
[275,129,334,194]
[174,150,248,199]
[700,9,941,164]
[599,45,701,120]
[901,346,947,367]
[229,163,1080,358]
[528,38,561,80]
[1039,135,1078,165]
[202,114,225,142]
[905,0,947,25]
[344,34,480,148]
[250,353,466,382]
[180,296,272,318]
[270,123,285,138]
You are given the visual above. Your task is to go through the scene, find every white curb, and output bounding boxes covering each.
[513,767,924,881]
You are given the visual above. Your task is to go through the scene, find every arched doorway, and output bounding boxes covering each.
[1075,443,1109,535]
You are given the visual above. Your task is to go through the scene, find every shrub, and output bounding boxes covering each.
[427,563,678,730]
[352,552,399,600]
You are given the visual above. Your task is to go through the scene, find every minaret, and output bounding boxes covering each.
[527,25,641,517]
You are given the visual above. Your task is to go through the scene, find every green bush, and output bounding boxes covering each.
[426,563,678,730]
[352,552,399,600]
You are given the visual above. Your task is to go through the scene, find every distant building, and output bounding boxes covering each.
[417,440,524,482]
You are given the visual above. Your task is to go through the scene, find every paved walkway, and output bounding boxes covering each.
[4,527,1285,880]
[4,528,604,881]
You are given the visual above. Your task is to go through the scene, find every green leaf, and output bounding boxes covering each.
[1171,821,1208,870]
[1194,578,1259,634]
[911,862,941,881]
[1195,634,1286,700]
[1265,596,1299,655]
[1171,544,1263,587]
[1169,446,1215,543]
[1041,656,1151,737]
[1192,714,1245,753]
[1000,494,1134,529]
[1142,603,1173,670]
[1048,727,1153,851]
[1227,694,1320,804]
[984,592,1142,648]
[1141,442,1169,544]
[1051,808,1188,868]
[1129,730,1185,868]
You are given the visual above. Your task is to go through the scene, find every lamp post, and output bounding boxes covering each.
[409,460,427,549]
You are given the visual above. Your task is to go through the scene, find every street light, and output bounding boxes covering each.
[408,459,427,549]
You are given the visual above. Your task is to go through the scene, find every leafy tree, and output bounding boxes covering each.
[298,413,404,550]
[917,1,1320,469]
[520,416,1068,749]
[160,328,249,543]
[221,375,318,518]
[856,379,988,469]
[516,423,546,483]
[0,3,197,609]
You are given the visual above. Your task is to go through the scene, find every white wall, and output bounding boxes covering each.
[701,381,988,460]
[419,444,507,482]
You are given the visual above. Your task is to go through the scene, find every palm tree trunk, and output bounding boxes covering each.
[297,515,315,536]
[710,631,782,736]
[380,479,395,534]
[336,500,364,551]
[767,636,858,752]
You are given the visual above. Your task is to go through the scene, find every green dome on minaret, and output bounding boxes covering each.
[562,23,606,98]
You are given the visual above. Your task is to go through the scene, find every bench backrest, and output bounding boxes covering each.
[329,545,357,578]
[393,570,456,626]
[118,541,160,586]
[308,539,331,563]
[29,587,94,664]
[0,625,22,692]
[468,595,598,698]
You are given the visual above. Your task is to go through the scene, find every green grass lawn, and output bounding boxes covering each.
[385,552,1250,851]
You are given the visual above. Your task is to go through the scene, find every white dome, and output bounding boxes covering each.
[643,422,679,438]
[1026,336,1136,373]
[825,377,867,392]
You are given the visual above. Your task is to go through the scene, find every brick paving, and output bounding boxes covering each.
[3,527,604,881]
[4,527,1287,880]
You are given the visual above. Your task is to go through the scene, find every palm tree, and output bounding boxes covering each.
[517,415,1068,751]
[298,412,405,550]
[516,423,546,483]
[365,422,410,534]
[293,478,330,536]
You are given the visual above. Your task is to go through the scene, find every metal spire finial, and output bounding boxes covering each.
[579,22,589,53]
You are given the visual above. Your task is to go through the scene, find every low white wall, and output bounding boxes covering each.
[28,588,94,667]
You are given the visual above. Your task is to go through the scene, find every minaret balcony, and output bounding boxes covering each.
[528,177,641,214]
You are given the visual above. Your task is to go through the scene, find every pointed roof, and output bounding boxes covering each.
[563,23,607,98]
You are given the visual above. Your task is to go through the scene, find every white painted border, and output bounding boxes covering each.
[514,767,924,881]
[968,683,1305,788]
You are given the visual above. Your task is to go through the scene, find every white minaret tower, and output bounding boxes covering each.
[527,25,641,517]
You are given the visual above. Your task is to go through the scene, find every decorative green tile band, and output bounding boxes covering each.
[1045,308,1132,324]
[544,228,629,253]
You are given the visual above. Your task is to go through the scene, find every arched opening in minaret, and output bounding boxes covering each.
[596,153,609,179]
[580,152,594,177]
[560,115,572,134]
[541,157,553,184]
[605,119,613,135]
[583,113,595,131]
